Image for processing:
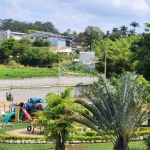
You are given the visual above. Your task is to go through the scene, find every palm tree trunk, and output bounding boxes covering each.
[114,134,130,150]
[55,130,66,150]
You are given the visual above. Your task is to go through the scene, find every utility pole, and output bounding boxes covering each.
[104,47,107,78]
[58,61,61,95]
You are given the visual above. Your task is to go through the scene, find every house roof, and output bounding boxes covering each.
[22,31,73,40]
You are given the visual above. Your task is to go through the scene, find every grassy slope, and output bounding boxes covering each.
[0,65,89,79]
[0,65,58,79]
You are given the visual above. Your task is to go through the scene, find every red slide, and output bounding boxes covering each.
[20,107,32,121]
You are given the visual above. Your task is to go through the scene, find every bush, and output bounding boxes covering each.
[85,131,97,136]
[0,134,42,140]
[7,60,24,68]
[68,63,91,73]
[144,135,150,147]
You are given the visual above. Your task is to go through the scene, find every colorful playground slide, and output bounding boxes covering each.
[20,107,32,121]
[2,112,15,123]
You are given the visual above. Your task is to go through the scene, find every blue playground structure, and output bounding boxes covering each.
[2,97,45,123]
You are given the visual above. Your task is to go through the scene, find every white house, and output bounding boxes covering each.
[0,30,26,42]
[79,52,96,69]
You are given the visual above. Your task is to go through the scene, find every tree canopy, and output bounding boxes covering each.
[130,27,150,80]
[93,36,137,77]
[73,72,149,150]
[82,26,104,51]
[0,19,59,34]
[37,87,74,150]
[19,47,59,67]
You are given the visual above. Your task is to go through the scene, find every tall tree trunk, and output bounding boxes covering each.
[114,134,130,150]
[55,130,66,150]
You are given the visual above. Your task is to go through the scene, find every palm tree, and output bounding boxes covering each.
[106,30,110,38]
[145,23,150,32]
[73,72,149,150]
[128,29,135,36]
[130,21,140,32]
[120,25,128,37]
[112,27,119,33]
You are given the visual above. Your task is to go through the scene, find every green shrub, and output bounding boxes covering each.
[83,126,87,132]
[144,135,150,147]
[136,130,150,136]
[7,60,24,68]
[68,63,91,73]
[0,134,42,140]
[75,127,83,132]
[85,131,97,136]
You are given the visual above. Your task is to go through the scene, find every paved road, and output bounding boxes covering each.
[0,76,98,102]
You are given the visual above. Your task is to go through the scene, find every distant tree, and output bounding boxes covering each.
[32,38,44,47]
[19,47,59,67]
[62,28,72,36]
[83,26,104,52]
[130,28,150,80]
[0,38,18,57]
[6,92,13,103]
[109,32,122,41]
[105,30,110,38]
[0,19,14,30]
[73,32,84,43]
[93,36,136,77]
[19,38,31,45]
[109,27,122,40]
[71,30,78,36]
[120,25,128,37]
[43,39,51,47]
[112,27,119,33]
[130,21,140,32]
[128,29,135,36]
[144,23,150,32]
[13,38,31,57]
[0,19,60,34]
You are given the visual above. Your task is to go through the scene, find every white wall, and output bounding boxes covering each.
[79,52,95,69]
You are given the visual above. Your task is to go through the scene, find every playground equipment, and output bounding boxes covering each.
[2,98,45,123]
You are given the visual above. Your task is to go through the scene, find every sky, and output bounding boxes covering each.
[0,0,150,34]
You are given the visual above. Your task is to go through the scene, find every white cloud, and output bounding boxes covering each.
[0,0,149,33]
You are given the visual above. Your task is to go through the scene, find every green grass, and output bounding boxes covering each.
[66,141,148,150]
[0,119,31,134]
[0,65,58,79]
[0,143,54,150]
[0,64,91,79]
[0,141,148,150]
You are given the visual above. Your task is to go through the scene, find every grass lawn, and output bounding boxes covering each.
[0,120,31,134]
[0,65,58,79]
[0,65,90,79]
[0,141,148,150]
[0,143,54,150]
[67,141,148,150]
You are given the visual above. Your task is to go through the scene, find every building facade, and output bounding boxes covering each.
[22,31,72,47]
[0,30,26,42]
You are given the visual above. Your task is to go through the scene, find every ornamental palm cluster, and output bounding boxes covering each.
[73,72,150,150]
